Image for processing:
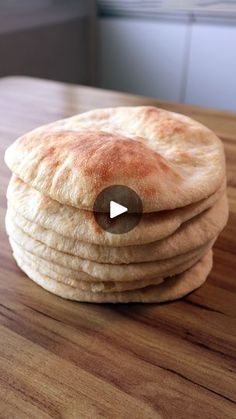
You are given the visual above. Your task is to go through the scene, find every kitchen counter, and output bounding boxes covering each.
[0,77,235,418]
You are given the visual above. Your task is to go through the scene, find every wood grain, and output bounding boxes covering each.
[0,76,235,419]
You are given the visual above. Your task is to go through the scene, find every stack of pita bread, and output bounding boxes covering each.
[4,106,228,303]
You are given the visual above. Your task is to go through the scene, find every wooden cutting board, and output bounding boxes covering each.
[0,77,235,419]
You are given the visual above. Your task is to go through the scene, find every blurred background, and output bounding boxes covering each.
[0,0,236,111]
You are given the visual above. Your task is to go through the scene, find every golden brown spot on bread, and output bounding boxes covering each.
[76,131,174,182]
[159,160,172,172]
[19,129,180,193]
[93,222,103,235]
[141,185,157,198]
[178,151,190,159]
[140,106,162,117]
[156,119,186,139]
[83,210,95,221]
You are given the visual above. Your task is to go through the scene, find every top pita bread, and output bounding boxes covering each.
[4,106,225,212]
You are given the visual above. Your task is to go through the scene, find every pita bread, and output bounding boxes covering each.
[11,238,213,292]
[11,242,166,293]
[8,193,228,263]
[12,249,213,303]
[6,214,212,282]
[7,175,226,246]
[4,106,225,212]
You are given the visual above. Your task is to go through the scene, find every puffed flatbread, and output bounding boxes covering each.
[11,241,166,293]
[8,192,228,263]
[6,214,212,283]
[7,175,226,246]
[5,106,225,212]
[10,238,214,293]
[12,249,213,303]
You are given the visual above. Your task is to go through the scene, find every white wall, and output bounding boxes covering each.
[99,17,189,102]
[186,22,236,111]
[98,17,236,111]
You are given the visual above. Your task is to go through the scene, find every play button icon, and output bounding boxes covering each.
[110,201,127,219]
[93,185,143,234]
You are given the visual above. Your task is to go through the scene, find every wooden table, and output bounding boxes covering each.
[0,77,235,419]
